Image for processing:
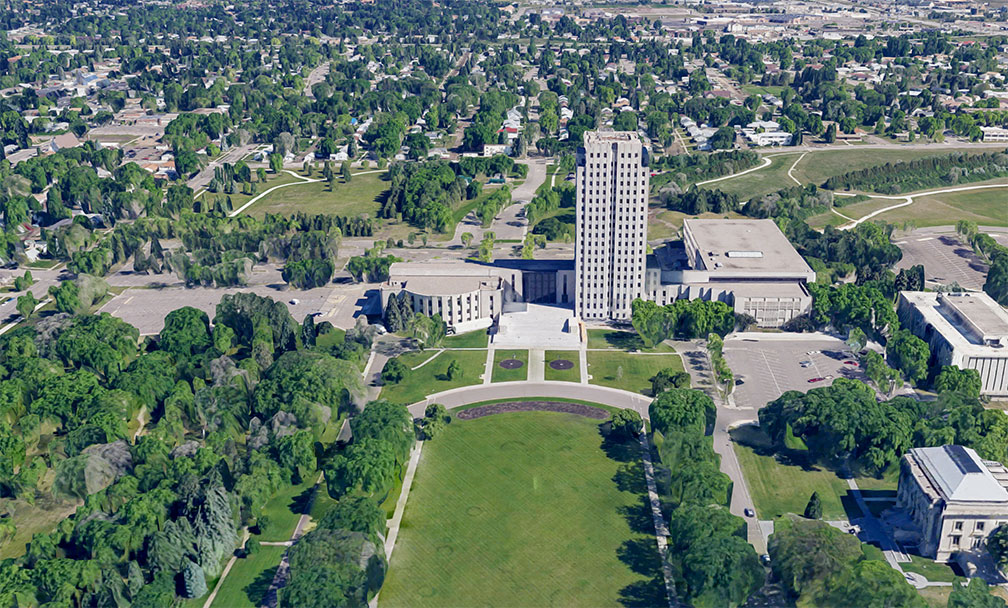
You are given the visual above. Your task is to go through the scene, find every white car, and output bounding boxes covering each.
[289,298,300,305]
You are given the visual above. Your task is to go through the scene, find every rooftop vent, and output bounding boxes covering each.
[726,251,763,258]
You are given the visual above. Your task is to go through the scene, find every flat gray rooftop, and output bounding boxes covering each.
[684,218,813,274]
[940,293,1008,341]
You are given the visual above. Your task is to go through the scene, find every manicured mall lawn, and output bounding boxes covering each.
[545,350,581,382]
[586,329,674,352]
[209,545,287,608]
[442,329,489,348]
[248,171,389,218]
[380,349,486,404]
[587,351,684,396]
[379,411,665,607]
[492,349,529,382]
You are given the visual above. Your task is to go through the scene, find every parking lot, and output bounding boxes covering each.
[724,334,870,410]
[893,229,1008,291]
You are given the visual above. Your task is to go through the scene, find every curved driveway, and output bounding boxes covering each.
[407,380,651,419]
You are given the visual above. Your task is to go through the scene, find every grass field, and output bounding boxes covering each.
[587,351,684,396]
[257,479,315,542]
[200,172,302,212]
[789,147,986,187]
[247,171,389,218]
[648,209,745,241]
[380,349,486,404]
[379,411,666,608]
[492,349,529,382]
[586,329,674,353]
[0,495,81,560]
[731,427,897,521]
[873,181,1008,227]
[209,545,287,608]
[442,329,489,348]
[698,152,801,199]
[901,555,958,583]
[545,350,581,382]
[806,179,1008,228]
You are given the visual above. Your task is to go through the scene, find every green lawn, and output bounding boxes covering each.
[0,496,81,560]
[380,349,487,404]
[731,427,897,521]
[379,411,666,608]
[247,171,388,217]
[873,181,1008,227]
[586,329,674,352]
[586,351,684,396]
[202,171,302,212]
[901,555,958,583]
[209,545,287,608]
[257,479,316,542]
[442,329,488,348]
[492,349,529,382]
[699,152,801,199]
[545,350,581,382]
[790,146,994,187]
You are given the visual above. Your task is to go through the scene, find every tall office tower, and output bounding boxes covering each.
[575,131,650,321]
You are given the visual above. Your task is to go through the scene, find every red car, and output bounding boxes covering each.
[843,360,859,366]
[807,377,825,383]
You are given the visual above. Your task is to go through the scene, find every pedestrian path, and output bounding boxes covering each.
[483,348,495,384]
[529,349,545,381]
[638,433,679,608]
[578,347,589,384]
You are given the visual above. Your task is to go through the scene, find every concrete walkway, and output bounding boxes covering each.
[482,348,495,384]
[260,472,325,608]
[639,432,679,608]
[529,349,545,382]
[384,441,424,558]
[201,528,250,608]
[578,347,589,384]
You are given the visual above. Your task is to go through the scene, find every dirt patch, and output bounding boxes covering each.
[457,401,608,420]
[498,359,524,370]
[548,359,574,370]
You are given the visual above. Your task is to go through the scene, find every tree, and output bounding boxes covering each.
[649,389,715,437]
[159,307,213,359]
[350,401,415,467]
[445,358,461,381]
[318,496,385,543]
[325,438,397,499]
[16,292,37,320]
[988,523,1008,569]
[768,514,867,599]
[934,366,982,399]
[651,368,691,395]
[460,232,473,248]
[804,492,822,519]
[815,559,924,608]
[275,430,317,483]
[421,403,451,440]
[269,153,283,174]
[380,359,408,384]
[886,330,930,386]
[281,528,386,608]
[948,577,1006,608]
[610,409,643,439]
[342,161,352,183]
[846,327,867,353]
[863,350,901,396]
[180,559,208,599]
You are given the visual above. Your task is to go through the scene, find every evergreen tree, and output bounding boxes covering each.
[804,491,822,520]
[180,559,208,599]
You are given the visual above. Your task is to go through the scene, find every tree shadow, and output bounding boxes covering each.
[598,425,638,463]
[613,462,647,495]
[244,563,278,605]
[618,576,669,608]
[603,331,646,351]
[288,486,315,516]
[617,537,663,578]
[619,497,655,535]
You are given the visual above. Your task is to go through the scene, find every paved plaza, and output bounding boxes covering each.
[492,303,581,349]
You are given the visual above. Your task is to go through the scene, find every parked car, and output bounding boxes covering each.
[807,377,825,383]
[760,554,771,566]
[289,298,300,305]
[735,378,745,386]
[800,360,812,368]
[744,508,755,517]
[843,360,859,366]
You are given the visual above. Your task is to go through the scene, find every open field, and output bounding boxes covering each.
[731,426,897,521]
[587,351,684,396]
[247,171,388,218]
[209,545,287,608]
[492,349,529,382]
[874,182,1008,227]
[698,152,801,199]
[545,350,581,382]
[380,349,487,404]
[257,479,315,542]
[648,209,745,242]
[379,411,665,607]
[790,146,989,187]
[202,171,303,211]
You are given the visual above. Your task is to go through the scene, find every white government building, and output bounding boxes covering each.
[894,445,1008,563]
[380,131,815,331]
[897,291,1008,397]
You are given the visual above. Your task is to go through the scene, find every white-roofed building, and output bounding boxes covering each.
[896,445,1008,562]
